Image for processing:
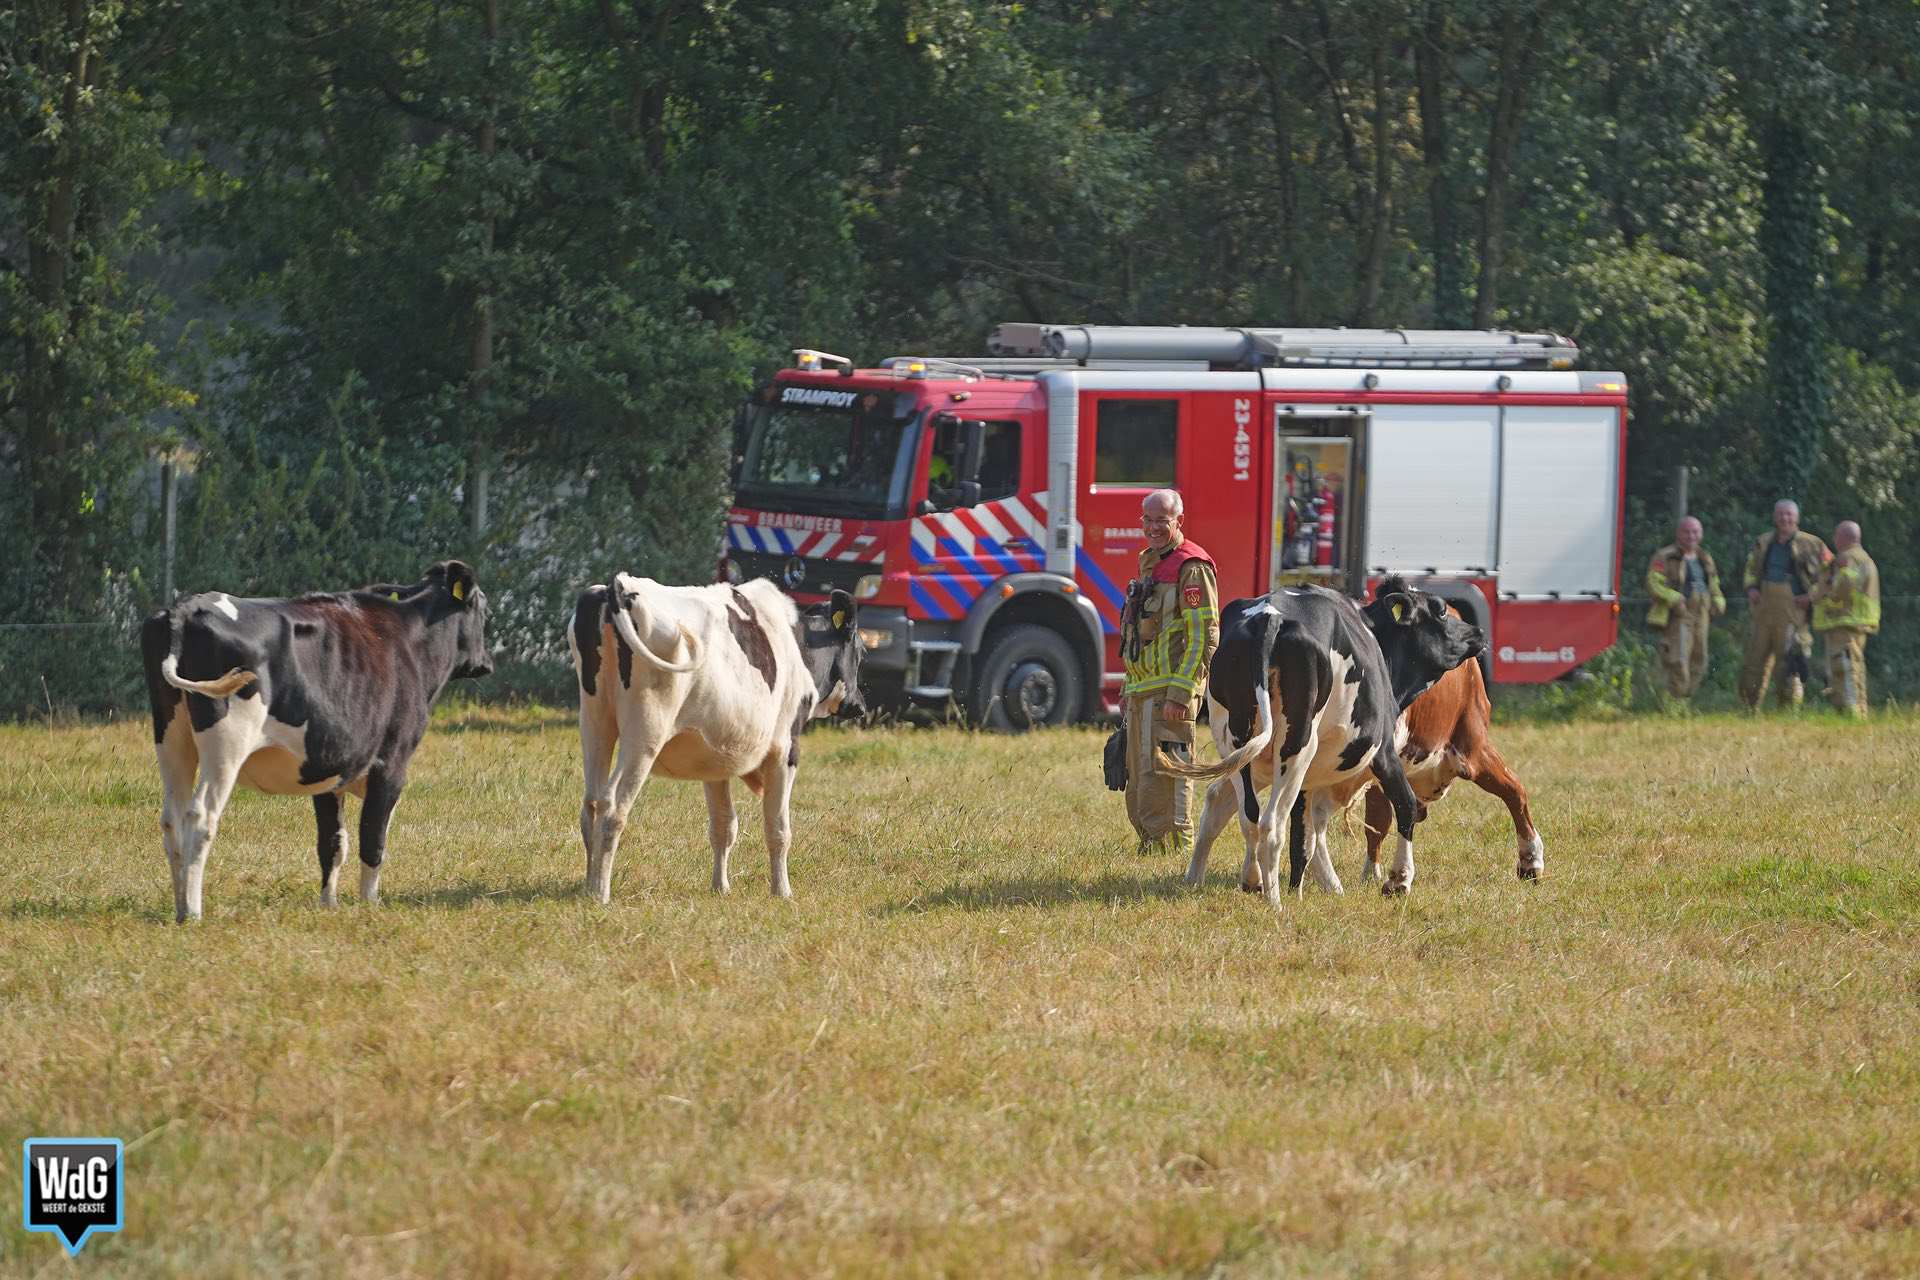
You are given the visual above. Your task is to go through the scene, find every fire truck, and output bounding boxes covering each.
[724,324,1628,729]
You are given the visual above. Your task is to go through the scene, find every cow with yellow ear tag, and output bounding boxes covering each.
[567,576,863,902]
[1152,575,1482,907]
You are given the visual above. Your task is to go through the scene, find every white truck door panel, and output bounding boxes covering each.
[1365,405,1498,574]
[1498,406,1618,597]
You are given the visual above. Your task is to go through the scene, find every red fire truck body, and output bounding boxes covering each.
[724,325,1627,727]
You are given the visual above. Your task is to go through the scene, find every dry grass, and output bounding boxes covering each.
[3,707,1918,1277]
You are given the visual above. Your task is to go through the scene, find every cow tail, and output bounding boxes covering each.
[158,607,257,698]
[1151,682,1273,781]
[608,594,705,674]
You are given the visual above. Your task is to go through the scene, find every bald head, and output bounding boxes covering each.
[1676,516,1702,552]
[1142,489,1184,550]
[1834,520,1861,551]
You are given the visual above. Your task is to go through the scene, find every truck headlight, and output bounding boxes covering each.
[854,573,883,600]
[858,628,894,651]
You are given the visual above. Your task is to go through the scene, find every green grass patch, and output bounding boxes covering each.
[3,713,1918,1275]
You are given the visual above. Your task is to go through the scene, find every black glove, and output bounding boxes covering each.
[1102,725,1128,791]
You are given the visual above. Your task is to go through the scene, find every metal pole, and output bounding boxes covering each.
[161,461,177,604]
[1670,465,1689,523]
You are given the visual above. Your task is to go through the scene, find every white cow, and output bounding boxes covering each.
[568,574,862,901]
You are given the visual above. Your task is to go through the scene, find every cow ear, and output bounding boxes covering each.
[446,561,477,605]
[1382,592,1415,624]
[828,588,855,634]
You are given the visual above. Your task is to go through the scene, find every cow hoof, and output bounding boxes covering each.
[1517,834,1545,881]
[1239,880,1263,895]
[1381,878,1409,897]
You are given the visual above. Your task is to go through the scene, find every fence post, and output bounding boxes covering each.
[1670,465,1689,523]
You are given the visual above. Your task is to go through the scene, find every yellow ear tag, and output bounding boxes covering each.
[832,609,847,628]
[1390,600,1406,622]
[389,592,400,601]
[452,581,466,601]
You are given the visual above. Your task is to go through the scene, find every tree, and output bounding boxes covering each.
[0,0,186,613]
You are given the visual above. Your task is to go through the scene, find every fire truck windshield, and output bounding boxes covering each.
[736,395,920,517]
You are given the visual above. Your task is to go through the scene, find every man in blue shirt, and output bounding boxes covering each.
[1738,499,1832,709]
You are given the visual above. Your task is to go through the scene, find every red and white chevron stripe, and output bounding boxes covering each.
[910,491,1052,558]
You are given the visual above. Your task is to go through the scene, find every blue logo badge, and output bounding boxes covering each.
[22,1138,123,1255]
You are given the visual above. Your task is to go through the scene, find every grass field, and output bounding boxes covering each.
[3,706,1919,1277]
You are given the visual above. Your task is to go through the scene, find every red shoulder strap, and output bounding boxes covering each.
[1151,539,1216,581]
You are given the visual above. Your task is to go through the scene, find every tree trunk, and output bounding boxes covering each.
[23,0,96,606]
[1415,2,1467,327]
[1472,3,1544,329]
[1759,113,1827,497]
[1258,40,1305,318]
[468,0,499,542]
[1353,35,1394,326]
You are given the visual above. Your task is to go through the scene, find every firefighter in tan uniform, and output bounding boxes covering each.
[1811,520,1880,717]
[1646,515,1725,699]
[1120,489,1220,857]
[1739,499,1831,709]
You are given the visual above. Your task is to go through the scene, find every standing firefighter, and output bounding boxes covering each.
[1811,521,1880,717]
[1647,515,1726,699]
[1119,489,1220,857]
[1739,499,1831,709]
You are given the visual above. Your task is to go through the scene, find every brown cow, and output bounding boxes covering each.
[1335,653,1543,885]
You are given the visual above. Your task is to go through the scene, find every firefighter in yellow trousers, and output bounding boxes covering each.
[1646,515,1725,698]
[1811,520,1880,717]
[1739,499,1831,709]
[1120,489,1220,857]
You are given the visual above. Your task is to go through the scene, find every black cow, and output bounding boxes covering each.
[140,561,493,922]
[1154,577,1483,906]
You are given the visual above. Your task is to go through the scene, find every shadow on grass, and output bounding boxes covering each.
[885,869,1232,914]
[5,894,170,923]
[433,712,576,735]
[7,877,584,922]
[386,876,583,909]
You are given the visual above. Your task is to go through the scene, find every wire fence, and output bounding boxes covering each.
[10,595,1920,721]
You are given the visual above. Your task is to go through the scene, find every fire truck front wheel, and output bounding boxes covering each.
[969,625,1084,732]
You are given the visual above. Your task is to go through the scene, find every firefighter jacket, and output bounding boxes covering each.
[1812,545,1881,634]
[1742,530,1830,594]
[1646,544,1725,628]
[1120,538,1220,706]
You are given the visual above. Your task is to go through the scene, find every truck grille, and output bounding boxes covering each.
[729,549,878,595]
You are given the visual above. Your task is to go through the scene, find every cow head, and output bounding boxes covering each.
[798,588,864,718]
[429,560,494,680]
[1362,577,1483,709]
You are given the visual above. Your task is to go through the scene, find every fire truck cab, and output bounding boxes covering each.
[725,324,1627,729]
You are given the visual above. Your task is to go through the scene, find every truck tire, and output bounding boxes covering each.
[968,625,1083,732]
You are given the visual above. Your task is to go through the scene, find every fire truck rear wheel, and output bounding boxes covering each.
[969,625,1083,732]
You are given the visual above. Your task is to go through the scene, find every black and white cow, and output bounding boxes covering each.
[569,574,863,902]
[140,561,494,923]
[1154,578,1483,906]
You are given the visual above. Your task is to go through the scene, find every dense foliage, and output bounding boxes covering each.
[6,0,1920,713]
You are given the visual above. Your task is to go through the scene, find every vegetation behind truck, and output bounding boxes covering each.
[725,324,1628,730]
